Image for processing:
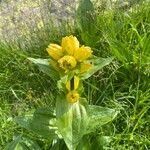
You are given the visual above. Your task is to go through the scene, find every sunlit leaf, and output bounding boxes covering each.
[4,136,41,150]
[15,107,57,139]
[80,57,114,79]
[56,95,89,150]
[76,135,91,150]
[30,107,57,138]
[50,139,68,150]
[28,58,59,80]
[86,105,118,133]
[91,136,112,150]
[4,136,22,150]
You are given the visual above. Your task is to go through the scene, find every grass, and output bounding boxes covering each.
[0,0,150,149]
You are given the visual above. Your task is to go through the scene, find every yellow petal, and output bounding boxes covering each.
[74,46,92,62]
[58,55,77,72]
[61,35,79,55]
[66,76,80,91]
[66,91,80,103]
[47,44,63,60]
[80,63,92,73]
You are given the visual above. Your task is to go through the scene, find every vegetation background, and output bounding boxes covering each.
[0,0,150,149]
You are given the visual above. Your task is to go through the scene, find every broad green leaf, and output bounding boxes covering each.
[91,136,111,150]
[30,107,57,138]
[15,107,57,139]
[4,136,41,150]
[76,135,91,150]
[87,105,118,134]
[4,135,22,150]
[20,137,41,150]
[15,110,34,130]
[28,58,59,80]
[56,95,89,150]
[76,0,98,46]
[77,135,111,150]
[77,0,94,32]
[50,139,68,150]
[57,75,69,91]
[80,57,114,79]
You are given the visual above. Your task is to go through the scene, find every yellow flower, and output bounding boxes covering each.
[66,90,80,103]
[61,35,79,55]
[58,55,77,72]
[74,46,92,62]
[47,35,93,73]
[66,76,79,91]
[66,76,80,103]
[47,44,63,60]
[80,63,92,73]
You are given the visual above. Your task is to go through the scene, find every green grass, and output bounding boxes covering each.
[0,0,150,149]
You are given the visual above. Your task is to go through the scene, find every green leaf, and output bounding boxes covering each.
[28,58,59,80]
[76,135,91,150]
[80,57,114,79]
[91,136,111,150]
[15,107,57,139]
[56,95,89,150]
[77,0,94,32]
[57,75,69,91]
[50,139,68,150]
[77,135,111,150]
[4,136,41,150]
[30,107,57,138]
[4,135,22,150]
[76,0,98,46]
[87,105,118,133]
[15,110,34,130]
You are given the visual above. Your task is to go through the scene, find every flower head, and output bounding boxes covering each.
[61,35,79,55]
[66,90,80,103]
[74,46,92,62]
[47,44,63,60]
[58,55,77,72]
[47,35,93,73]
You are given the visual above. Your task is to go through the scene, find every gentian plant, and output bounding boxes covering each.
[6,35,118,150]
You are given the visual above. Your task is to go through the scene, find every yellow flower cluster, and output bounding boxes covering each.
[47,35,92,73]
[47,35,92,103]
